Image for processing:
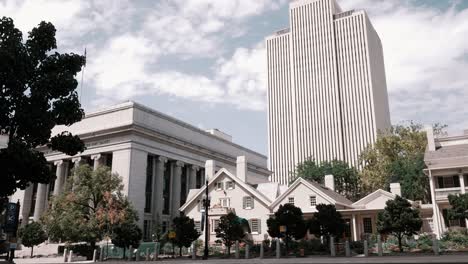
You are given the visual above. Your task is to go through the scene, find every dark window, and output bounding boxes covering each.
[344,219,351,238]
[145,155,154,213]
[143,220,151,241]
[363,217,372,234]
[181,166,188,205]
[163,162,171,215]
[105,153,113,169]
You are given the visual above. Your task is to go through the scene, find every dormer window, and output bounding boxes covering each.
[216,182,223,190]
[226,181,235,190]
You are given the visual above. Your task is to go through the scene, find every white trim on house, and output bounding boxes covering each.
[269,178,353,210]
[179,168,272,212]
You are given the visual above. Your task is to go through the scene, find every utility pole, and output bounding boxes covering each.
[202,180,210,260]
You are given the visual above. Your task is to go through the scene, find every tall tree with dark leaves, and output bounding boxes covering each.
[267,204,307,254]
[377,196,422,252]
[308,204,345,247]
[0,17,86,197]
[171,215,200,256]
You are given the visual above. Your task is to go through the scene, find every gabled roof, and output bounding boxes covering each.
[352,189,414,209]
[179,168,272,212]
[352,189,396,207]
[269,178,353,210]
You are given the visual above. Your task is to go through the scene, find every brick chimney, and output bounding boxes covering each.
[236,156,247,183]
[390,183,401,196]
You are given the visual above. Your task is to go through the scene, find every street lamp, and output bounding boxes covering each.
[202,180,211,260]
[0,135,8,149]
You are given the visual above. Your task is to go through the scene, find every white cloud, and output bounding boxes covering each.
[339,0,468,132]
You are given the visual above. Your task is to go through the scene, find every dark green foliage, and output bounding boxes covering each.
[448,193,468,220]
[293,159,361,200]
[377,196,422,252]
[267,204,307,253]
[18,222,47,257]
[214,212,246,256]
[308,204,345,246]
[388,154,428,202]
[0,17,86,197]
[111,222,142,258]
[171,215,200,256]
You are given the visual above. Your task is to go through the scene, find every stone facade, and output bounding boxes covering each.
[9,101,270,240]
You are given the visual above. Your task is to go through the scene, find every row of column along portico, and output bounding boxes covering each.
[146,155,204,237]
[21,154,110,225]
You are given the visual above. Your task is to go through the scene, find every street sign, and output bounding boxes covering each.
[168,231,176,239]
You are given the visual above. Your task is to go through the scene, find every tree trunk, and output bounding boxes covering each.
[398,235,403,253]
[227,246,231,257]
[179,246,182,257]
[123,247,126,259]
[30,246,34,258]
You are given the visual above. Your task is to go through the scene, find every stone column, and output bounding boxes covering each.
[352,214,358,241]
[171,161,184,218]
[33,183,47,221]
[428,171,441,238]
[189,165,199,190]
[91,154,103,171]
[21,185,33,226]
[71,157,83,190]
[53,160,65,196]
[154,156,167,222]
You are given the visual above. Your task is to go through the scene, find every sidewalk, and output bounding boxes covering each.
[5,254,468,264]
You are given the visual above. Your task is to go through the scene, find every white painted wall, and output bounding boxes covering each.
[184,173,271,242]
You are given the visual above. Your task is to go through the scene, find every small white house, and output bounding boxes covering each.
[180,156,285,243]
[180,156,434,244]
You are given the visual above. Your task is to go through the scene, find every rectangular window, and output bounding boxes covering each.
[243,196,254,209]
[143,220,151,241]
[212,219,220,232]
[226,181,235,190]
[219,198,230,208]
[344,219,351,238]
[162,221,168,233]
[195,221,201,233]
[363,217,373,234]
[250,219,261,234]
[438,176,460,188]
[144,155,154,213]
[309,195,317,206]
[216,182,223,190]
[163,162,171,215]
[288,197,295,205]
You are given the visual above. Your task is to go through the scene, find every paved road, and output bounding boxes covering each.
[7,254,468,264]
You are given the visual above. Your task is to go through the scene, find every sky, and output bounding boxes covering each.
[2,0,468,155]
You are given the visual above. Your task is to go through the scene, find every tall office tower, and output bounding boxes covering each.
[267,0,391,185]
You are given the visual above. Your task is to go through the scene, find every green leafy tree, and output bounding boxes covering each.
[448,193,468,220]
[293,159,361,200]
[111,222,142,259]
[0,17,86,198]
[42,165,137,249]
[171,215,200,256]
[267,204,307,254]
[18,222,47,257]
[308,204,345,246]
[214,212,246,256]
[377,196,422,252]
[359,122,446,202]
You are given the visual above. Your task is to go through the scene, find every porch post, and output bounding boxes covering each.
[428,170,441,238]
[352,214,358,241]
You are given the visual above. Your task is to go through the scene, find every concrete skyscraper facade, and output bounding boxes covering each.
[267,0,391,185]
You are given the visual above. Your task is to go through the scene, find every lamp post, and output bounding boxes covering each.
[202,180,210,260]
[0,135,8,149]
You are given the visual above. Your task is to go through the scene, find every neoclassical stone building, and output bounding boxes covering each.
[10,101,270,240]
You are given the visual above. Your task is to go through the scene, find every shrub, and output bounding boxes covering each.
[350,241,364,254]
[441,229,468,250]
